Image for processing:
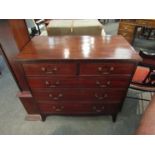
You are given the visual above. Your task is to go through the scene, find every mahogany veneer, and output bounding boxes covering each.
[16,35,142,122]
[0,20,40,118]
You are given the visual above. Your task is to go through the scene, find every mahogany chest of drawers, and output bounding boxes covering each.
[16,35,141,121]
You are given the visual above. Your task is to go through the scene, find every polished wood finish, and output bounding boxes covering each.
[23,62,77,76]
[17,91,40,114]
[118,19,155,44]
[38,102,120,115]
[0,20,40,118]
[80,62,135,75]
[9,20,30,50]
[17,35,141,61]
[32,89,125,102]
[0,20,30,90]
[16,35,141,121]
[27,76,130,89]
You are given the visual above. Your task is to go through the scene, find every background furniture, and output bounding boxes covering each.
[16,35,141,121]
[118,19,155,44]
[34,19,51,35]
[131,50,155,94]
[0,20,40,120]
[128,50,155,103]
[34,19,45,35]
[0,20,30,90]
[47,19,103,36]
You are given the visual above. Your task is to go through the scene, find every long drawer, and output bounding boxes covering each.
[23,63,77,76]
[32,89,125,102]
[28,76,131,89]
[80,62,135,75]
[38,102,120,114]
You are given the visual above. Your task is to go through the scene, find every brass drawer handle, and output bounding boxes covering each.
[52,106,64,112]
[41,66,58,74]
[94,93,108,100]
[45,80,60,88]
[48,93,63,100]
[92,106,104,112]
[96,81,111,88]
[98,66,114,75]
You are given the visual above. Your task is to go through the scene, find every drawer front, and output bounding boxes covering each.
[136,20,150,27]
[119,23,135,32]
[38,102,120,114]
[23,63,77,76]
[118,30,133,38]
[32,89,125,102]
[80,63,135,75]
[28,76,130,89]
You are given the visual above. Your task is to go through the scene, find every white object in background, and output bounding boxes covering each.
[101,29,106,36]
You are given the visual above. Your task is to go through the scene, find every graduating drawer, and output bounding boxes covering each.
[23,63,77,76]
[119,23,135,32]
[38,102,120,114]
[28,76,130,89]
[80,62,135,75]
[32,88,125,102]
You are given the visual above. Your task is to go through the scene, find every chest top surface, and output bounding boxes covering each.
[17,35,142,62]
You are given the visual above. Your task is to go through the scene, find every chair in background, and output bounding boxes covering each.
[34,19,51,35]
[34,19,45,35]
[129,49,155,101]
[139,27,155,40]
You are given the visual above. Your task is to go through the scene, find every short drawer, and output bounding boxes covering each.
[38,102,120,114]
[136,20,150,26]
[118,30,133,38]
[27,76,131,89]
[23,63,77,76]
[118,25,135,35]
[119,23,135,32]
[80,62,135,75]
[32,88,125,102]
